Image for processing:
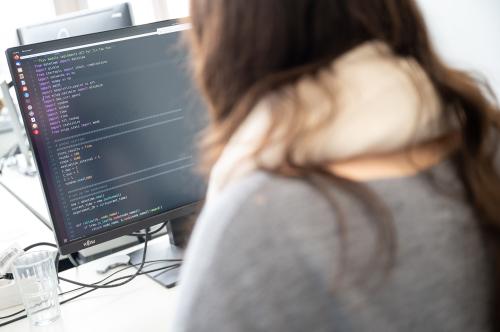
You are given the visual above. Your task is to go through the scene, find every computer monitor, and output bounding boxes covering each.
[17,3,133,45]
[6,20,207,265]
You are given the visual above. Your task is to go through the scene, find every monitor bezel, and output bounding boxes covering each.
[5,19,204,255]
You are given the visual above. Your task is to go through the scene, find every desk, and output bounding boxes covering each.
[0,181,180,332]
[0,181,53,248]
[0,237,179,332]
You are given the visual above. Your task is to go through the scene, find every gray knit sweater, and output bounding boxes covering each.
[172,159,492,331]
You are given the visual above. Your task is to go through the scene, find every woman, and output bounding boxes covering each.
[173,0,500,331]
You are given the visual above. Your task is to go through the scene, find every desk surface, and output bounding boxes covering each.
[0,175,180,332]
[0,181,53,248]
[0,238,179,332]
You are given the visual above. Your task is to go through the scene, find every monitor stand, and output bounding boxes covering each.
[128,215,195,288]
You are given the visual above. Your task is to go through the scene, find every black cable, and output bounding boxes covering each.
[55,252,61,285]
[22,243,64,278]
[129,221,168,237]
[21,242,60,276]
[0,244,60,321]
[60,264,180,304]
[59,259,182,296]
[23,242,57,251]
[0,309,24,320]
[1,230,178,325]
[58,229,149,289]
[0,260,182,321]
[0,315,25,327]
[0,263,181,327]
[61,264,180,302]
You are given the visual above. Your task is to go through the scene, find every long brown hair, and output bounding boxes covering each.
[187,0,500,328]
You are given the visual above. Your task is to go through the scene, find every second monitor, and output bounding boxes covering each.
[17,3,133,45]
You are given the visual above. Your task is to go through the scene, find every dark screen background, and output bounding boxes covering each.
[7,25,207,244]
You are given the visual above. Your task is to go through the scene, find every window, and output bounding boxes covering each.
[86,0,157,24]
[0,0,56,81]
[165,0,189,19]
[417,0,500,98]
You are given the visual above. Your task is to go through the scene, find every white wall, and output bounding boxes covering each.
[417,0,500,99]
[165,0,189,18]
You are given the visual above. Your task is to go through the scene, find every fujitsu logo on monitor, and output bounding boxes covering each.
[83,239,96,247]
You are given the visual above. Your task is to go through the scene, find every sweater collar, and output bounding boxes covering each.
[207,41,449,200]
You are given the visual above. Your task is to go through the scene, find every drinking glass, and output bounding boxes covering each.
[12,250,60,326]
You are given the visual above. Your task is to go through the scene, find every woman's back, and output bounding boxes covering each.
[178,0,500,329]
[174,160,492,331]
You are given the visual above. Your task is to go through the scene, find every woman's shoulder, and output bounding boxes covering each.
[175,167,490,331]
[191,163,464,257]
[174,172,344,331]
[194,171,339,246]
[183,170,388,291]
[181,171,345,286]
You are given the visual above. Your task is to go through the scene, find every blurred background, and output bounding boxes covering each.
[0,0,499,157]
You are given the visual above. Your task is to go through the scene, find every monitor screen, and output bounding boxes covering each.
[17,3,133,45]
[6,20,207,255]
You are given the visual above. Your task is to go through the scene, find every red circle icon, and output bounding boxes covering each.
[33,129,40,135]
